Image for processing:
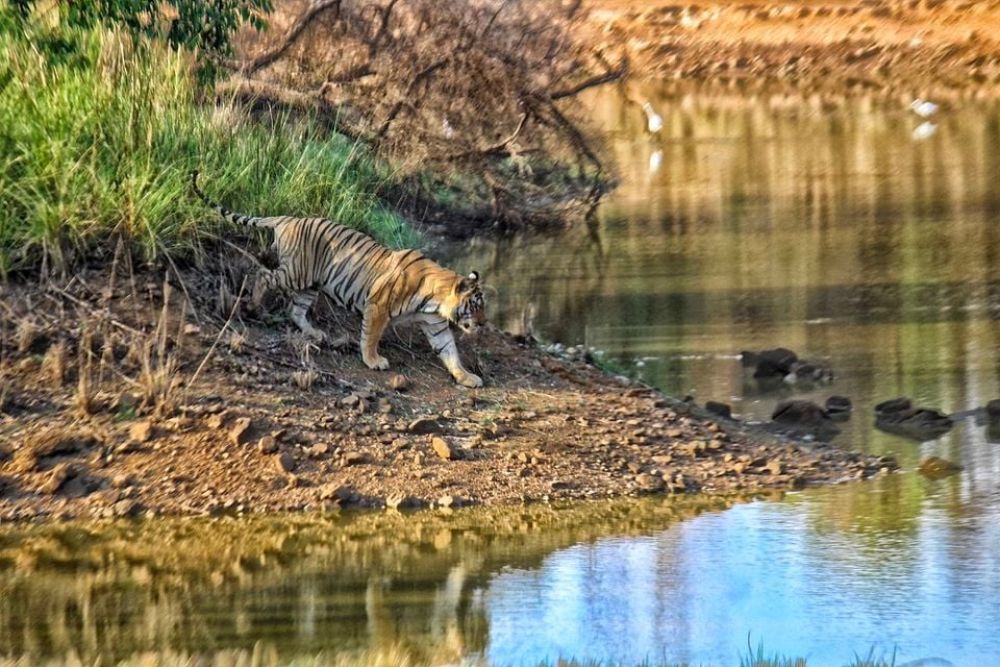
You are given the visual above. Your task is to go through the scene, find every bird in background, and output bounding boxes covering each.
[648,149,663,173]
[641,100,663,134]
[910,98,939,118]
[912,121,937,141]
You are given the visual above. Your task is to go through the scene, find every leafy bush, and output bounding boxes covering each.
[0,22,415,275]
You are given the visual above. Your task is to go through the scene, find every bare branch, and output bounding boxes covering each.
[229,0,626,230]
[367,0,402,57]
[443,111,530,161]
[550,60,629,100]
[242,0,343,75]
[375,58,450,139]
[542,101,602,174]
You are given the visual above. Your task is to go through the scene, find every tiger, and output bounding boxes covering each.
[191,171,486,388]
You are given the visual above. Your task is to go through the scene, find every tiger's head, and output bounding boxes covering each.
[441,271,486,334]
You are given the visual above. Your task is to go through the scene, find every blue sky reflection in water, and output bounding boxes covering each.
[486,481,1000,666]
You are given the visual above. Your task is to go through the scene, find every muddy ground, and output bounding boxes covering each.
[588,0,1000,99]
[0,258,896,523]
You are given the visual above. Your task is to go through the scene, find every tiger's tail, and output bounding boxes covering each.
[190,170,274,228]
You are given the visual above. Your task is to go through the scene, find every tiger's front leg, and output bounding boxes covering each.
[360,303,390,370]
[418,317,483,388]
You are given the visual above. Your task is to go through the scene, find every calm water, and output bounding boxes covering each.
[4,91,1000,666]
[442,89,1000,662]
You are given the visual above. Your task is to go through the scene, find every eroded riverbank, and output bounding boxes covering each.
[0,266,893,522]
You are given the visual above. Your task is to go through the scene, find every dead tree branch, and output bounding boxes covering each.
[229,0,631,230]
[551,60,629,100]
[242,0,343,75]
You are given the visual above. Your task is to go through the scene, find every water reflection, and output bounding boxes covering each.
[0,480,997,665]
[0,498,735,665]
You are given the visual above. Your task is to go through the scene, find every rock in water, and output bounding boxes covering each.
[918,456,961,479]
[875,399,953,442]
[875,396,912,416]
[772,400,829,427]
[386,494,424,510]
[705,401,732,419]
[825,395,852,413]
[825,395,853,421]
[771,399,840,439]
[753,347,799,379]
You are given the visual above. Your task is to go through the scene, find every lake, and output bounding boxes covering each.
[3,88,1000,666]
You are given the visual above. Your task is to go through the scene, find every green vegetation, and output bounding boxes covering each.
[2,0,272,80]
[0,20,416,276]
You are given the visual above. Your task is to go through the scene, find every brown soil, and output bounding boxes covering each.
[0,263,893,523]
[586,0,1000,98]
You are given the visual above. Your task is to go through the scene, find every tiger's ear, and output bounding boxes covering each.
[457,271,480,293]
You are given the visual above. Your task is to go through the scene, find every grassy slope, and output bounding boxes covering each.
[0,25,417,275]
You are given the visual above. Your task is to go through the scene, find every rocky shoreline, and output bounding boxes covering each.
[0,266,900,523]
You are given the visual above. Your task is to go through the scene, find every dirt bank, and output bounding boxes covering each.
[0,263,893,522]
[587,0,1000,98]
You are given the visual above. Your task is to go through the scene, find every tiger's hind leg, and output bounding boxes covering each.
[418,316,483,388]
[289,289,326,342]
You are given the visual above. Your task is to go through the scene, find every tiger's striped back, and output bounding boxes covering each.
[269,215,399,315]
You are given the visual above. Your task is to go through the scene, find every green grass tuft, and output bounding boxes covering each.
[0,24,417,275]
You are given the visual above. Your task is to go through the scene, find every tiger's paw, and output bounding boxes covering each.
[457,373,483,389]
[364,354,390,371]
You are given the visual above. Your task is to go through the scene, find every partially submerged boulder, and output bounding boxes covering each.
[771,399,840,440]
[705,401,732,419]
[875,397,953,441]
[772,400,830,427]
[742,347,833,387]
[750,348,798,379]
[918,456,961,480]
[825,396,853,420]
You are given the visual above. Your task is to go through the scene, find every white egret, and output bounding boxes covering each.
[910,98,938,118]
[912,121,937,141]
[640,101,663,134]
[648,149,663,173]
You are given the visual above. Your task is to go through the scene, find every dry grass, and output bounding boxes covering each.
[72,325,97,417]
[40,340,66,386]
[136,282,184,418]
[290,368,318,391]
[226,330,247,354]
[15,319,37,354]
[0,370,10,414]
